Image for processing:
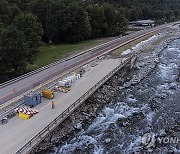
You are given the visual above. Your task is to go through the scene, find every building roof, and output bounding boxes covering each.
[129,20,155,24]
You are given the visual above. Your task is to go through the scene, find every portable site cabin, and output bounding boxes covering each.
[24,92,41,107]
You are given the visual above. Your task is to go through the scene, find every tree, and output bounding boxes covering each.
[0,0,21,24]
[86,4,107,38]
[62,4,91,42]
[103,3,118,36]
[13,13,43,63]
[116,13,128,35]
[29,0,55,42]
[0,25,28,82]
[103,4,128,36]
[29,0,91,43]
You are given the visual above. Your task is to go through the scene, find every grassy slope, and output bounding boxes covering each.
[28,39,105,71]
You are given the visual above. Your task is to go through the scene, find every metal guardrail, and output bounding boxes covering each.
[0,26,156,111]
[1,21,178,89]
[15,55,133,154]
[9,21,180,153]
[1,22,177,107]
[0,36,130,89]
[0,52,107,119]
[0,25,165,105]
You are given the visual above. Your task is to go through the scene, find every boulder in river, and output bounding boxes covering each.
[104,138,111,144]
[74,123,83,130]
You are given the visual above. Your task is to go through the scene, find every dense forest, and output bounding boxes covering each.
[0,0,180,82]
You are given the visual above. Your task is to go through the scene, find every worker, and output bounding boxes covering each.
[52,101,55,109]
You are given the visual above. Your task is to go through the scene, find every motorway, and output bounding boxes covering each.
[0,22,178,105]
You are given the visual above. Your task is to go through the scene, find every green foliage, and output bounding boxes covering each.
[0,1,43,82]
[62,5,91,43]
[1,0,180,82]
[102,0,180,22]
[86,4,107,38]
[13,13,43,63]
[103,3,128,36]
[0,25,28,81]
[29,39,102,70]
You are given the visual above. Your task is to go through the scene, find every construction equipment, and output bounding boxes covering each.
[78,68,85,77]
[42,89,54,99]
[24,92,41,107]
[15,107,38,119]
[52,86,70,93]
[58,74,81,89]
[58,80,71,88]
[76,74,81,80]
[16,106,38,120]
[66,75,77,82]
[18,112,32,120]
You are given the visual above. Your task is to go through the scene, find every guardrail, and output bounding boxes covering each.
[0,35,130,89]
[0,21,176,89]
[15,54,133,154]
[0,26,156,107]
[13,21,180,154]
[0,24,165,105]
[1,21,172,117]
[5,21,180,153]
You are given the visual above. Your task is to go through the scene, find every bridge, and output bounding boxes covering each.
[0,22,179,154]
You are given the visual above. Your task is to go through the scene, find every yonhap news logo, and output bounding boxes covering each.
[142,132,156,149]
[141,132,180,149]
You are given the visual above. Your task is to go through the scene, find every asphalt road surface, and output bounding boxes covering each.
[0,58,124,154]
[0,23,176,105]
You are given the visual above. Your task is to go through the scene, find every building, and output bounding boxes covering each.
[129,20,155,30]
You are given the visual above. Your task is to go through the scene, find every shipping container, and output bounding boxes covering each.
[42,89,54,99]
[24,92,41,107]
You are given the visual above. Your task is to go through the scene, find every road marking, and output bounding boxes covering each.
[39,102,51,112]
[0,24,170,110]
[0,56,97,110]
[0,41,115,102]
[0,55,92,100]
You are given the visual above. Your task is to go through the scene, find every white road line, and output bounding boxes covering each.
[39,102,51,111]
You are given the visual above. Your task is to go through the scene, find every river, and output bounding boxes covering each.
[49,39,180,154]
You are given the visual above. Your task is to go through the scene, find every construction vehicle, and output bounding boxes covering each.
[42,89,54,99]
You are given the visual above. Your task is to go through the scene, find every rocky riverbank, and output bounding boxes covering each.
[32,35,180,154]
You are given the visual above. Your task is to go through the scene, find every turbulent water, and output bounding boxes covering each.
[51,39,180,154]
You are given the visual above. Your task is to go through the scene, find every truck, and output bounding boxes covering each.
[24,92,41,107]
